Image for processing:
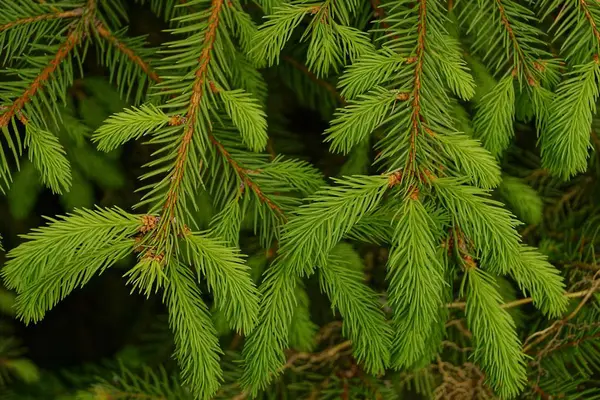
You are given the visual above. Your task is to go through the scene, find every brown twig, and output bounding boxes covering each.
[433,358,494,399]
[405,0,427,177]
[0,8,82,32]
[209,136,286,219]
[446,287,600,310]
[523,274,600,353]
[283,340,353,371]
[159,0,224,229]
[579,0,600,49]
[95,20,161,83]
[220,339,353,400]
[495,0,537,85]
[0,1,99,128]
[445,319,473,339]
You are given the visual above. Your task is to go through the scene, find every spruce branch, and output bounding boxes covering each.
[164,261,223,400]
[319,244,392,375]
[278,174,391,276]
[93,104,172,151]
[494,0,537,84]
[541,60,599,179]
[0,7,83,33]
[325,87,400,154]
[432,178,522,274]
[406,0,427,177]
[465,267,527,398]
[0,31,79,128]
[472,75,515,157]
[182,232,259,335]
[95,20,161,84]
[387,194,446,369]
[158,0,224,234]
[337,48,404,100]
[25,123,72,194]
[217,88,268,153]
[539,0,600,63]
[2,207,141,293]
[209,136,286,219]
[92,27,282,221]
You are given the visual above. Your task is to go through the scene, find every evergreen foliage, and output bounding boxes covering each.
[0,0,599,399]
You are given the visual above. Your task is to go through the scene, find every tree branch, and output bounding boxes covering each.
[495,0,536,84]
[107,9,283,222]
[209,136,286,220]
[0,30,79,127]
[94,20,161,83]
[0,0,96,128]
[0,8,83,32]
[406,0,427,176]
[446,286,600,310]
[522,274,600,353]
[160,0,224,226]
[579,0,600,49]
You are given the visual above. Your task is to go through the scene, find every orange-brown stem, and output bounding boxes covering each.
[209,135,286,219]
[406,0,427,176]
[160,0,224,227]
[0,8,82,32]
[495,0,536,85]
[95,21,162,83]
[580,0,600,50]
[0,29,80,127]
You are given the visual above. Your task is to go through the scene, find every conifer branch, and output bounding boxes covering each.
[95,20,162,83]
[209,136,286,219]
[95,25,280,218]
[94,32,282,224]
[0,8,82,32]
[0,0,97,128]
[160,0,224,229]
[0,31,79,128]
[495,0,536,84]
[406,0,427,176]
[579,0,600,48]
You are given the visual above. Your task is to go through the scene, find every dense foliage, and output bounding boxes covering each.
[0,0,600,399]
